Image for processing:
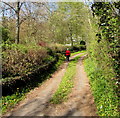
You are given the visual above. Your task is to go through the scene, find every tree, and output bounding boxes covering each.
[1,1,50,44]
[48,2,91,47]
[2,1,24,44]
[91,2,120,77]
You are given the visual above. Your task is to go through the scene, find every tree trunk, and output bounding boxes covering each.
[15,2,20,44]
[70,28,73,48]
[70,33,73,48]
[68,22,73,48]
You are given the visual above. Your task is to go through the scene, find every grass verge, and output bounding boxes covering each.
[1,54,65,114]
[50,55,83,104]
[84,58,119,116]
[71,50,86,56]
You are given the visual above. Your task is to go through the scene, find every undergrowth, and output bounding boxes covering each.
[84,58,119,117]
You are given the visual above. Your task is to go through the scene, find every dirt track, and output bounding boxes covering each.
[5,53,97,117]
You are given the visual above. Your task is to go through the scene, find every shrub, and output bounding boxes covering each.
[47,43,66,53]
[2,44,49,78]
[70,45,86,51]
[2,42,67,78]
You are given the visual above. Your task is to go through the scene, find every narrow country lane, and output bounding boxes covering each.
[2,1,119,117]
[36,56,97,116]
[4,53,86,117]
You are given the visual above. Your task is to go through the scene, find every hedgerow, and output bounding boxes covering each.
[2,43,66,78]
[84,2,119,116]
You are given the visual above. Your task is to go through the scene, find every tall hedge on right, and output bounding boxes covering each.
[85,2,119,116]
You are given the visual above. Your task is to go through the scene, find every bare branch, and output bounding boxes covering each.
[20,2,24,8]
[19,17,27,25]
[44,4,52,14]
[2,2,17,13]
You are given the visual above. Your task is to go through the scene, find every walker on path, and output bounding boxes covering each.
[65,48,71,61]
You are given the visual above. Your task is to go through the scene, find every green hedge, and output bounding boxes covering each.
[2,53,65,96]
[2,43,67,78]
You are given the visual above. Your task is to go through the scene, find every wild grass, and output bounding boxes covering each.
[84,58,119,116]
[71,50,86,56]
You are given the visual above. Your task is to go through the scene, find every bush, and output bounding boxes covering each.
[1,27,10,43]
[2,43,67,79]
[48,43,66,53]
[1,27,15,46]
[79,45,86,50]
[70,45,86,51]
[2,44,49,78]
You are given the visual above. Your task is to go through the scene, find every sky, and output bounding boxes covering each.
[0,0,119,21]
[0,0,91,20]
[1,0,119,2]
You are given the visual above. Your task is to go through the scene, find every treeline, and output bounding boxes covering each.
[1,2,88,46]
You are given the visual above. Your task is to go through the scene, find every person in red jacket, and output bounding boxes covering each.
[65,48,70,61]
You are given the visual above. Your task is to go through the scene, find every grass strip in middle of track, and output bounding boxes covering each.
[50,55,82,104]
